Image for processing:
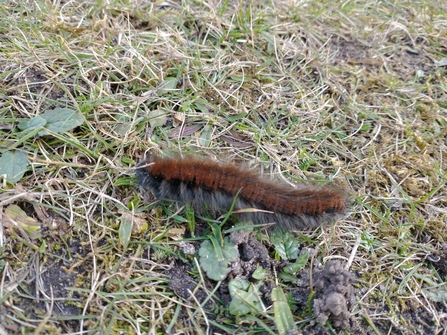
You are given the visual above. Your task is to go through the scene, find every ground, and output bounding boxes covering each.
[0,0,446,334]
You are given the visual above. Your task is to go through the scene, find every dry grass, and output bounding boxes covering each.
[0,0,446,334]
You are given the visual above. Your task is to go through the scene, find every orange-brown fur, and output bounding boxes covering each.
[136,155,347,229]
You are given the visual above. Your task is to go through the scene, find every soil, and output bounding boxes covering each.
[168,228,359,334]
[9,245,85,334]
[312,261,355,330]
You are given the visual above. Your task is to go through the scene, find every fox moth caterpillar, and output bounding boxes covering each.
[136,155,347,229]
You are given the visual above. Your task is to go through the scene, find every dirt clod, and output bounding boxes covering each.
[312,260,355,330]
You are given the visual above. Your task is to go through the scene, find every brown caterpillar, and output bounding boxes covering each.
[136,155,347,229]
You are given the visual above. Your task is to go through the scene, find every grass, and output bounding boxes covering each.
[0,0,446,334]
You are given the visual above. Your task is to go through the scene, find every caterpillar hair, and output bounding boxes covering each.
[136,155,347,230]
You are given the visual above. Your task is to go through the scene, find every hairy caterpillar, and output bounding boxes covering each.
[136,155,347,229]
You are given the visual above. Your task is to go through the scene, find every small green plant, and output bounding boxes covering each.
[228,279,264,316]
[272,287,297,335]
[17,108,84,137]
[279,251,310,282]
[198,229,238,281]
[0,107,84,184]
[0,151,28,184]
[198,191,241,281]
[270,229,300,260]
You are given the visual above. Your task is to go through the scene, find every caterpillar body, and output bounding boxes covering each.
[136,155,347,230]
